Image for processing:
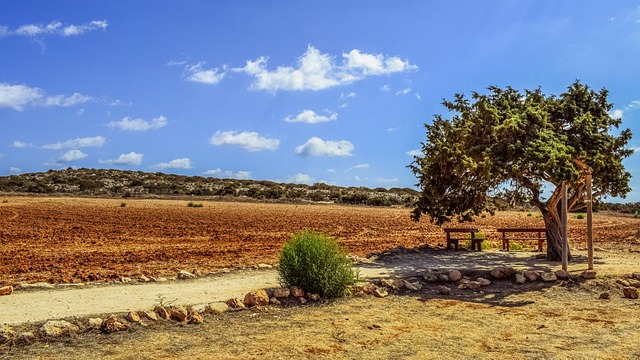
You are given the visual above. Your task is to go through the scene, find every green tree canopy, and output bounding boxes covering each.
[410,81,632,260]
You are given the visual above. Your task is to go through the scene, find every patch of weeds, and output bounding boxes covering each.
[120,202,127,207]
[156,293,177,308]
[576,213,585,219]
[465,232,490,250]
[2,200,8,203]
[527,212,532,217]
[509,242,525,251]
[187,202,204,208]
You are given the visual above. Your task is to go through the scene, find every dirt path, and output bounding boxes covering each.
[3,249,636,325]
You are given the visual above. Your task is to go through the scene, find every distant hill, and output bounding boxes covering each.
[0,168,419,207]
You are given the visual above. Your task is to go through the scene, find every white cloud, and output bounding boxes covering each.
[203,168,252,180]
[286,173,315,185]
[0,82,92,111]
[184,62,226,84]
[340,92,356,99]
[209,130,279,152]
[406,149,422,157]
[59,150,88,162]
[611,109,624,119]
[43,136,106,150]
[611,99,640,119]
[99,152,143,166]
[108,115,167,131]
[376,177,399,184]
[380,84,391,92]
[346,163,370,172]
[326,168,336,173]
[9,167,21,174]
[415,92,421,100]
[233,45,417,92]
[11,140,31,148]
[295,137,354,157]
[396,87,411,96]
[284,109,338,124]
[8,20,108,37]
[152,158,193,170]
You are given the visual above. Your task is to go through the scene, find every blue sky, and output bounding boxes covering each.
[2,1,640,200]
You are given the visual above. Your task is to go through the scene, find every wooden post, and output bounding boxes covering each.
[562,181,568,271]
[586,171,594,270]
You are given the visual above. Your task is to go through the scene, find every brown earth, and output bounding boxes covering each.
[1,196,640,286]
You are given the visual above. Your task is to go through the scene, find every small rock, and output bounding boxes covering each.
[88,317,103,328]
[616,279,631,287]
[192,268,204,277]
[0,325,16,345]
[273,287,291,298]
[448,270,463,282]
[631,272,640,281]
[438,286,451,295]
[139,310,158,321]
[555,270,570,280]
[154,305,170,320]
[153,277,168,282]
[491,266,516,279]
[523,271,540,282]
[269,297,281,305]
[177,270,196,280]
[191,304,208,314]
[297,296,307,304]
[119,276,132,283]
[350,282,376,296]
[423,273,438,282]
[580,270,597,279]
[126,311,141,323]
[101,316,130,333]
[477,277,491,286]
[623,287,639,299]
[15,332,35,345]
[170,305,188,321]
[467,281,481,290]
[540,272,557,282]
[373,287,389,298]
[402,280,418,291]
[290,286,304,297]
[188,311,204,324]
[139,275,150,282]
[256,263,272,269]
[411,282,423,290]
[381,278,404,290]
[0,285,13,296]
[207,302,230,313]
[307,293,321,301]
[438,274,450,282]
[225,298,245,309]
[244,289,270,307]
[599,293,611,300]
[515,274,527,285]
[41,320,79,337]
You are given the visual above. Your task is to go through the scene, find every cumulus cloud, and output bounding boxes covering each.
[185,62,226,84]
[346,163,370,172]
[43,136,106,150]
[209,130,279,152]
[284,109,338,124]
[9,167,21,174]
[295,137,354,157]
[406,149,422,157]
[59,150,88,162]
[376,177,398,184]
[108,115,167,131]
[99,152,143,166]
[152,158,193,170]
[610,100,640,120]
[233,45,417,92]
[396,87,411,96]
[285,173,315,185]
[11,140,31,148]
[0,82,92,111]
[203,168,252,180]
[5,20,108,38]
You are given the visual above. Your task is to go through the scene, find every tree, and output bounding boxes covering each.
[409,81,632,261]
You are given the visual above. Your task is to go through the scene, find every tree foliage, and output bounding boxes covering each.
[409,81,632,260]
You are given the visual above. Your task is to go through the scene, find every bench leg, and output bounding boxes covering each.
[471,239,483,251]
[503,239,510,252]
[447,239,459,251]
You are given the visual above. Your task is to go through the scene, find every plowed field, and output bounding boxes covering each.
[1,196,638,286]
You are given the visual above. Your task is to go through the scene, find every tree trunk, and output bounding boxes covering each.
[541,205,572,262]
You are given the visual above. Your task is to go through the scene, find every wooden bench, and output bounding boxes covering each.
[497,228,546,252]
[444,228,483,251]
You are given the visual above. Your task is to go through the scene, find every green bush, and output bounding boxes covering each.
[120,202,127,207]
[509,242,524,251]
[465,232,490,250]
[187,202,204,208]
[278,231,358,298]
[576,213,585,219]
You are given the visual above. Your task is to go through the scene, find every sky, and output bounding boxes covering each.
[2,1,640,200]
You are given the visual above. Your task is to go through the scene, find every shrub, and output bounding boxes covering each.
[576,213,585,219]
[509,242,524,251]
[278,231,358,298]
[465,232,490,250]
[187,202,204,208]
[120,202,127,207]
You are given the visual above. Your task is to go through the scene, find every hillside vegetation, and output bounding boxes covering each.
[0,168,419,207]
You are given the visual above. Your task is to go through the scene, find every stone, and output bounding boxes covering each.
[244,289,270,307]
[467,281,481,290]
[269,297,281,305]
[207,302,230,313]
[616,279,631,287]
[523,271,540,282]
[448,270,463,282]
[411,282,423,290]
[188,311,204,324]
[0,325,16,345]
[402,280,418,291]
[515,274,526,284]
[126,311,141,323]
[297,296,308,304]
[623,287,639,299]
[177,270,196,280]
[119,276,132,283]
[257,263,272,269]
[15,332,35,345]
[350,282,376,296]
[491,266,516,279]
[225,298,245,309]
[170,305,188,321]
[541,272,557,282]
[438,286,451,295]
[438,274,450,282]
[101,316,130,333]
[555,270,570,280]
[0,285,13,296]
[139,275,150,282]
[290,286,304,297]
[273,287,291,298]
[373,287,389,298]
[599,292,611,300]
[632,272,640,281]
[307,293,321,301]
[423,273,438,282]
[41,320,79,337]
[191,304,208,314]
[152,277,168,282]
[581,270,597,280]
[88,317,103,328]
[154,305,171,320]
[139,310,158,321]
[381,278,404,290]
[477,277,491,286]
